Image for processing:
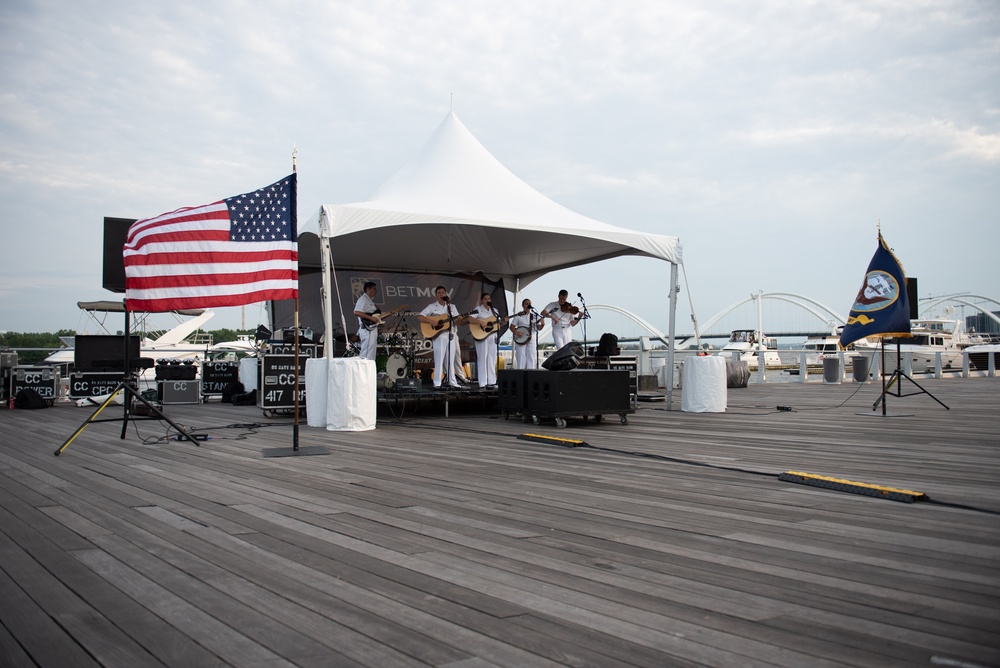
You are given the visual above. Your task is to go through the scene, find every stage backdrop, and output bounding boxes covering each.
[270,270,509,361]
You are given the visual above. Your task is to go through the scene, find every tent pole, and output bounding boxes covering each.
[321,245,334,361]
[318,208,335,361]
[666,262,679,409]
[513,278,521,368]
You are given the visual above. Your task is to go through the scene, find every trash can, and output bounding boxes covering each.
[851,356,870,382]
[822,356,841,384]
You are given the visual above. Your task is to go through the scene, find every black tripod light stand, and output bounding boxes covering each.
[871,339,949,416]
[55,306,204,456]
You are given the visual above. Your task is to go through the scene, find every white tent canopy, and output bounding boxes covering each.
[300,112,680,287]
[298,111,682,399]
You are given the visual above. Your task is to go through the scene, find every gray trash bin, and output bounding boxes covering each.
[852,356,869,382]
[822,357,841,384]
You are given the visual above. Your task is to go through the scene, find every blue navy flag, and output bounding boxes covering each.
[839,232,911,348]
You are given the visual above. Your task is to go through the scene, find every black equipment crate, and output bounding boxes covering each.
[10,366,60,405]
[257,354,306,414]
[68,371,123,398]
[580,355,638,397]
[159,379,202,404]
[522,369,632,428]
[201,360,240,396]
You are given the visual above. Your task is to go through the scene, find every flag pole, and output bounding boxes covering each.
[293,147,300,451]
[262,151,330,457]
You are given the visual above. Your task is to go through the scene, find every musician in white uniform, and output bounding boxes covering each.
[418,286,466,388]
[468,292,501,388]
[541,289,581,350]
[509,298,543,370]
[352,281,379,361]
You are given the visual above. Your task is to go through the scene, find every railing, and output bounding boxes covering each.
[617,341,997,388]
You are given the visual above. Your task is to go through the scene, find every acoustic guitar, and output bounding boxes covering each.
[420,311,473,339]
[468,314,511,341]
[361,305,408,330]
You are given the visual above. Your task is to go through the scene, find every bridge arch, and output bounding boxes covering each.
[697,292,846,338]
[918,294,1000,328]
[586,304,672,347]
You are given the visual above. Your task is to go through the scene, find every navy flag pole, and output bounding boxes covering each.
[839,231,912,349]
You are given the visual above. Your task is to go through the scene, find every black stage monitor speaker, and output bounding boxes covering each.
[542,342,584,371]
[906,277,918,320]
[103,217,136,293]
[74,335,142,370]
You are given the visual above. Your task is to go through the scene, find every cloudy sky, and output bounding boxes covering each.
[2,0,997,337]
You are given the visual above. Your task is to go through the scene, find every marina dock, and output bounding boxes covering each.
[1,377,998,667]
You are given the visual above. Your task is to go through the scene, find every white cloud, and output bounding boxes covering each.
[0,0,997,331]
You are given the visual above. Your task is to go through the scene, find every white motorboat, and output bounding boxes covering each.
[43,301,216,371]
[879,318,985,373]
[800,330,875,366]
[715,329,783,370]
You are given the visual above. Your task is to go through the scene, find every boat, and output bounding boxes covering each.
[800,329,876,366]
[879,317,986,373]
[714,329,782,370]
[43,301,217,372]
[964,343,1000,371]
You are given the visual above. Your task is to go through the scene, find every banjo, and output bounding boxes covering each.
[511,326,532,345]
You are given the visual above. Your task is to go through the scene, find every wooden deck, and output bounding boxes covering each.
[2,376,998,667]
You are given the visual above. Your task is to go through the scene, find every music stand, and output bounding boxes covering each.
[868,339,949,417]
[55,306,206,455]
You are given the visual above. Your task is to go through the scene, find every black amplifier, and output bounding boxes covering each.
[393,378,422,391]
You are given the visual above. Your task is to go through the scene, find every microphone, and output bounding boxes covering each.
[577,292,583,299]
[443,295,450,302]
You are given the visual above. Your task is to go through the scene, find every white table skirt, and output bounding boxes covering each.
[305,358,376,431]
[681,355,727,413]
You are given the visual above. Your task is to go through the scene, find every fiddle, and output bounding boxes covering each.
[560,303,580,315]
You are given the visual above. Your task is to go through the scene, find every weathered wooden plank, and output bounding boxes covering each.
[0,377,996,667]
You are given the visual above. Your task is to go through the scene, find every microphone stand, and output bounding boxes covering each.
[530,308,540,369]
[577,292,590,360]
[490,306,501,386]
[445,299,455,388]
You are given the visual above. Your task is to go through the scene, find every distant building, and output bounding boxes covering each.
[966,311,1000,336]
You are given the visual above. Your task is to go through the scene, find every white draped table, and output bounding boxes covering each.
[305,358,377,431]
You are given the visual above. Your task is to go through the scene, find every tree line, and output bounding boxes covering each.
[0,329,254,365]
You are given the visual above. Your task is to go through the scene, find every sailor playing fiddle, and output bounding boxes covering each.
[540,289,581,350]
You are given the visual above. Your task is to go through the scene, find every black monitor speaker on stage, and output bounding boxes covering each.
[542,342,584,371]
[103,217,136,294]
[907,277,918,320]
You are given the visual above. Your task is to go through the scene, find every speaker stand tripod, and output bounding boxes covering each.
[868,340,949,417]
[54,306,205,456]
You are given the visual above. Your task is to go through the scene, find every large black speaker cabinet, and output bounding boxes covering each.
[74,334,142,370]
[103,217,136,293]
[542,342,584,371]
[906,277,918,320]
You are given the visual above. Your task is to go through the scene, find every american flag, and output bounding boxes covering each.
[124,174,298,312]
